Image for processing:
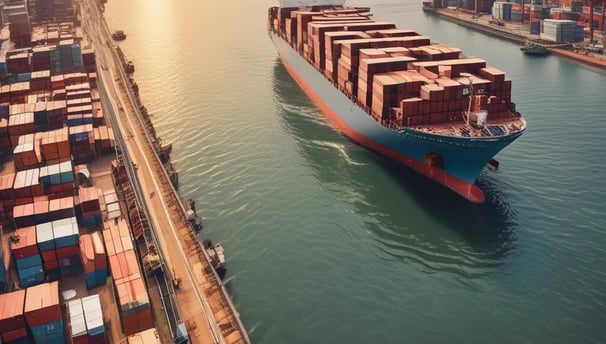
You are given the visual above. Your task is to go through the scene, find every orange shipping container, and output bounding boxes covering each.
[11,226,39,258]
[109,250,141,283]
[0,289,26,333]
[0,173,16,201]
[92,230,108,270]
[24,281,61,328]
[80,233,96,273]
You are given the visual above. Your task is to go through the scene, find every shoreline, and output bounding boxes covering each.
[80,0,251,342]
[423,7,606,70]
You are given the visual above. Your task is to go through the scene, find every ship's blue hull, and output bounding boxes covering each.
[270,31,524,202]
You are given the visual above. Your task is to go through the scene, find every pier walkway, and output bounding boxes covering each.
[78,1,250,343]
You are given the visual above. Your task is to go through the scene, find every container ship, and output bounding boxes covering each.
[268,0,527,203]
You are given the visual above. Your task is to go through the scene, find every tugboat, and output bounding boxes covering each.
[521,42,548,56]
[112,30,126,41]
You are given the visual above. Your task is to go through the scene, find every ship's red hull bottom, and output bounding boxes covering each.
[280,57,486,204]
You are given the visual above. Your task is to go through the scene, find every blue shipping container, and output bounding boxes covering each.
[0,256,6,282]
[60,171,73,183]
[16,73,31,82]
[49,172,62,185]
[82,214,102,228]
[55,235,79,249]
[60,264,82,277]
[31,319,66,344]
[85,271,96,289]
[96,268,108,285]
[15,254,42,270]
[46,268,60,282]
[34,212,51,225]
[18,265,44,288]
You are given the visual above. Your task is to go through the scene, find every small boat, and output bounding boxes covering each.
[112,30,126,41]
[521,43,548,56]
[203,239,226,279]
[186,199,203,232]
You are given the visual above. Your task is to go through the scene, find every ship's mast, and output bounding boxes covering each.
[462,73,474,125]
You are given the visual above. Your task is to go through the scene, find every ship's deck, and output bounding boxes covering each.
[410,117,526,138]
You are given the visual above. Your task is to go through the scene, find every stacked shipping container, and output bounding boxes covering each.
[104,189,121,220]
[0,282,72,344]
[80,231,108,289]
[24,281,65,344]
[77,186,102,228]
[103,219,153,336]
[68,295,108,344]
[0,289,28,343]
[276,6,519,130]
[127,328,162,344]
[541,19,585,42]
[11,226,45,287]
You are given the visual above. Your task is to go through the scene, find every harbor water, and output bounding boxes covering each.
[104,0,606,343]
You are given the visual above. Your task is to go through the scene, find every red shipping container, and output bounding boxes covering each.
[136,308,154,334]
[121,313,138,336]
[0,289,26,333]
[89,335,109,344]
[24,281,62,328]
[41,249,57,262]
[1,327,27,342]
[44,259,59,270]
[73,335,91,344]
[57,244,80,259]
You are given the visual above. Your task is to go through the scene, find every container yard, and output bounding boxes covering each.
[422,0,606,70]
[0,0,250,343]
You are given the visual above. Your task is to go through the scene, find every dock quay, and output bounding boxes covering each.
[423,6,606,70]
[0,0,250,343]
[79,0,251,342]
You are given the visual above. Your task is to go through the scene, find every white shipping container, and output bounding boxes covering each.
[68,298,87,338]
[82,294,105,336]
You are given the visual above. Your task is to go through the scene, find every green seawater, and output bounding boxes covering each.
[105,0,606,342]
